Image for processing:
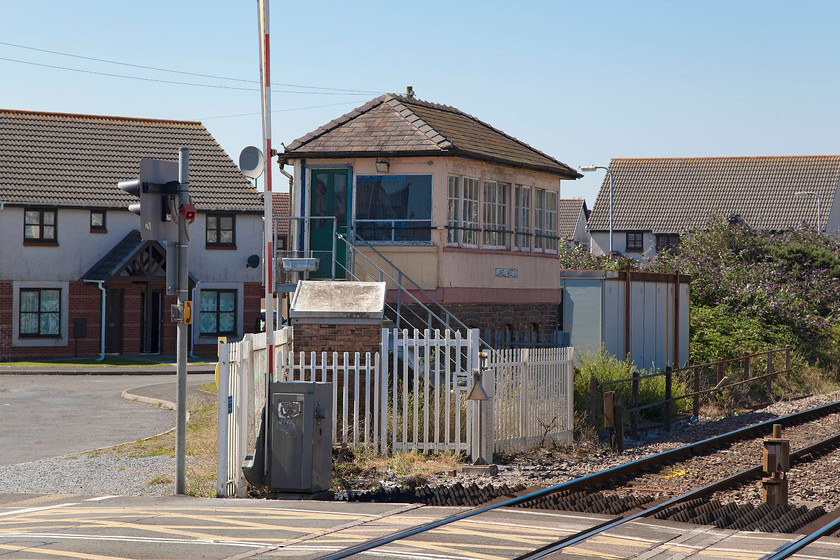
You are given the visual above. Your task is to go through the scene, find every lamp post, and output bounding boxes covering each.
[581,165,614,255]
[794,191,821,232]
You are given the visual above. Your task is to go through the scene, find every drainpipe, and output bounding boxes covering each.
[83,280,107,361]
[190,281,200,358]
[276,157,294,254]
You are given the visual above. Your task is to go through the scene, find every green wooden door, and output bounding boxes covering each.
[310,168,350,278]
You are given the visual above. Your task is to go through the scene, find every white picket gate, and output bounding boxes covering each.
[216,327,291,498]
[217,326,571,497]
[381,328,480,455]
[491,346,575,453]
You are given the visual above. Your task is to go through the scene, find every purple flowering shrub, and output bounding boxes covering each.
[645,216,840,369]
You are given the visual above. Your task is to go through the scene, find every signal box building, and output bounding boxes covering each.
[0,110,264,361]
[279,94,582,335]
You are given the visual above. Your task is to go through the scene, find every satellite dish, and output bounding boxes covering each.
[239,146,265,179]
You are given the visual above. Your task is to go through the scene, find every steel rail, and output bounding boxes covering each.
[315,400,840,560]
[517,428,840,559]
[760,516,840,559]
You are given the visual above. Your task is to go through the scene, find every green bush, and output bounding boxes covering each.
[574,348,688,428]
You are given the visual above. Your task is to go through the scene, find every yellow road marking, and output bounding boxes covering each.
[698,550,766,559]
[559,545,623,559]
[0,543,126,560]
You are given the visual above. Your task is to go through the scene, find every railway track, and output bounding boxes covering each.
[319,399,840,560]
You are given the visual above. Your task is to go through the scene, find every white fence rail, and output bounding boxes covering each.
[216,327,291,498]
[381,328,479,455]
[217,326,571,497]
[491,346,575,453]
[280,351,379,447]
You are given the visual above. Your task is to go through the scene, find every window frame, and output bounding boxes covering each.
[90,209,107,233]
[23,207,57,243]
[483,180,510,249]
[199,289,238,336]
[18,287,61,338]
[656,233,681,253]
[514,185,532,252]
[354,173,433,245]
[446,176,461,246]
[534,188,558,253]
[626,231,644,252]
[206,213,236,248]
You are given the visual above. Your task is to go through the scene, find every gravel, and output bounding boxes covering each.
[0,453,178,496]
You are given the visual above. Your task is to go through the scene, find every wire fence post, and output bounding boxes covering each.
[630,369,639,440]
[693,365,701,418]
[589,376,599,427]
[785,347,791,383]
[664,366,672,432]
[766,349,773,398]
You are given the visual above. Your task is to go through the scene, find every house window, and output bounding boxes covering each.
[626,232,644,252]
[534,189,558,253]
[355,174,432,243]
[514,185,531,252]
[90,210,107,233]
[483,181,510,249]
[199,290,237,336]
[24,208,57,243]
[206,214,235,247]
[19,288,61,337]
[656,233,681,252]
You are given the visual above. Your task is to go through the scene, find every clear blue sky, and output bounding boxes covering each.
[3,1,839,205]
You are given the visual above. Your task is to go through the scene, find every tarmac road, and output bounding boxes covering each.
[0,373,212,466]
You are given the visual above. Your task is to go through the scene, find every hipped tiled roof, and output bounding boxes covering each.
[557,199,588,240]
[283,95,581,179]
[271,191,290,235]
[0,109,263,211]
[588,156,840,232]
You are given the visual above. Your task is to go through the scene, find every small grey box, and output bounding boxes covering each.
[268,382,332,492]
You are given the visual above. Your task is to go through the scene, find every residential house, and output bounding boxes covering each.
[278,94,582,335]
[0,109,264,361]
[587,156,840,258]
[557,198,589,250]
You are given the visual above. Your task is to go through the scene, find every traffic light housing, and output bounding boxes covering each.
[118,158,180,241]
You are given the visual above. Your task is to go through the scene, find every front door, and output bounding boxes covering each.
[309,168,350,279]
[140,288,163,353]
[104,288,123,354]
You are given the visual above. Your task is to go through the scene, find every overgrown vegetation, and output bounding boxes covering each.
[571,217,840,411]
[574,348,689,426]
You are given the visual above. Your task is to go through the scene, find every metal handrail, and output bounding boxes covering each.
[338,232,493,352]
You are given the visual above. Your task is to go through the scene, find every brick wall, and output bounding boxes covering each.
[0,282,11,361]
[392,303,560,335]
[292,322,382,359]
[0,281,102,361]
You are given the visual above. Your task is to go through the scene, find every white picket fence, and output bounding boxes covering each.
[217,327,573,497]
[491,346,575,453]
[216,327,291,498]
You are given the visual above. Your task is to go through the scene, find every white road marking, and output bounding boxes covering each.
[0,503,79,517]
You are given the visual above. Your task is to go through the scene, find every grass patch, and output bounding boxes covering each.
[0,356,214,367]
[332,447,461,491]
[89,387,219,497]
